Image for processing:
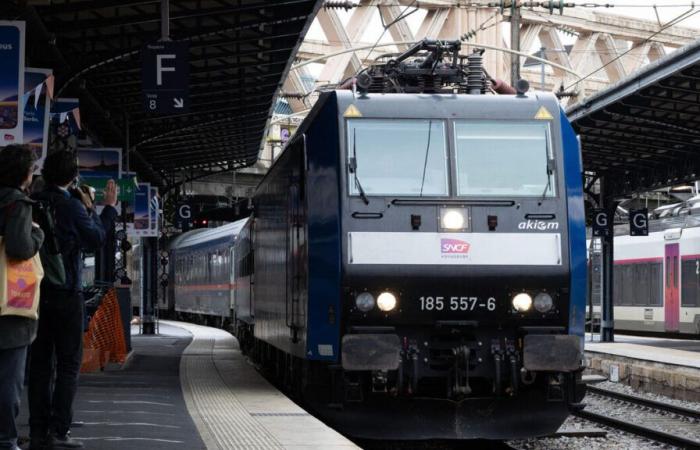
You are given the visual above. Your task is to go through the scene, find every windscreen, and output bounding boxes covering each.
[347,119,448,197]
[454,121,555,197]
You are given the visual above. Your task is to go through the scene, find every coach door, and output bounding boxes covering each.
[664,243,680,332]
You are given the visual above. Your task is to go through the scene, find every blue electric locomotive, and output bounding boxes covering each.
[230,41,587,440]
[234,41,586,439]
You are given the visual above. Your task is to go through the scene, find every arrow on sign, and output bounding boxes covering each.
[173,98,184,108]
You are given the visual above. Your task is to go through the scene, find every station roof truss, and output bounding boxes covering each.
[568,39,700,199]
[12,0,320,187]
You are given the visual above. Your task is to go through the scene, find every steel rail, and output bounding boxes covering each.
[573,409,700,449]
[586,385,700,420]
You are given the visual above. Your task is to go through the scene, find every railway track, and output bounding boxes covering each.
[573,385,700,448]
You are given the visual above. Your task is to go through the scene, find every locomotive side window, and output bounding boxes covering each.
[346,119,448,196]
[454,121,555,197]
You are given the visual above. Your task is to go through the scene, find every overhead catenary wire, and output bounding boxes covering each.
[324,1,700,9]
[292,40,584,81]
[563,5,700,90]
[352,0,419,77]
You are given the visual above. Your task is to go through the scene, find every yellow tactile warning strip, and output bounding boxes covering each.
[171,321,358,450]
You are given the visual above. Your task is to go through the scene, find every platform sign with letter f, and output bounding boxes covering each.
[142,41,189,113]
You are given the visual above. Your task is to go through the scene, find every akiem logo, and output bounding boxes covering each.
[441,238,470,254]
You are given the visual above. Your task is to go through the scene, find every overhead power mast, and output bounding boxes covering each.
[510,0,520,85]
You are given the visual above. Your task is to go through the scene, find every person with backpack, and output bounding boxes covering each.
[28,150,117,450]
[0,144,45,450]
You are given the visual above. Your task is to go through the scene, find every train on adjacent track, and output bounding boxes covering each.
[165,40,588,440]
[589,201,700,336]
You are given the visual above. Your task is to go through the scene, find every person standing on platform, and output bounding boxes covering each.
[28,150,118,450]
[0,145,45,450]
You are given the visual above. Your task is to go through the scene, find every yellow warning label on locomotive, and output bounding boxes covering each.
[534,106,553,120]
[343,104,363,118]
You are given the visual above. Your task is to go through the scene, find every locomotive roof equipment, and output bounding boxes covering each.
[352,39,517,96]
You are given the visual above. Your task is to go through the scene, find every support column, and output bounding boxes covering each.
[161,0,170,40]
[141,236,158,334]
[510,0,520,85]
[94,222,116,284]
[599,177,616,342]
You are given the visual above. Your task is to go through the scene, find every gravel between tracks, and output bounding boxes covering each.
[508,381,700,450]
[507,416,677,449]
[594,381,700,413]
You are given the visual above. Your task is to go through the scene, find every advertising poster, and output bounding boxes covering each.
[147,187,159,237]
[87,176,136,205]
[128,183,151,237]
[121,171,136,231]
[0,21,25,144]
[23,68,51,171]
[77,148,122,180]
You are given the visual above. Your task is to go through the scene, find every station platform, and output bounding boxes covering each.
[584,333,700,401]
[17,321,357,450]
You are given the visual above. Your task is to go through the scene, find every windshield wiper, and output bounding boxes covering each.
[418,119,433,197]
[540,159,553,203]
[350,128,369,205]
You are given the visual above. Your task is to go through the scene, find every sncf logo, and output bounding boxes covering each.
[441,238,470,254]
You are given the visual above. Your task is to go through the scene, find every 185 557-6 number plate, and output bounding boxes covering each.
[418,296,496,312]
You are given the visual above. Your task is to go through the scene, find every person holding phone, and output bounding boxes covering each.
[28,150,117,450]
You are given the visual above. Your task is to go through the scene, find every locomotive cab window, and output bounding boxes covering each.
[346,119,448,197]
[454,121,555,197]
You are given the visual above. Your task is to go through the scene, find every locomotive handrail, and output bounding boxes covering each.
[391,199,515,206]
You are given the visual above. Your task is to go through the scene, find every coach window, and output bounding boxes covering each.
[346,119,449,197]
[650,262,663,306]
[613,264,622,305]
[682,258,700,307]
[635,264,650,306]
[454,121,554,197]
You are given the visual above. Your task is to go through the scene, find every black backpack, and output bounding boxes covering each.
[33,194,67,288]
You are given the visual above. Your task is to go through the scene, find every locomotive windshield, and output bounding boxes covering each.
[347,119,449,196]
[454,121,555,197]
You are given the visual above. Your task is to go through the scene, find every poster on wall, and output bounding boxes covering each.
[0,21,25,145]
[127,183,151,237]
[147,187,159,237]
[121,171,136,233]
[23,68,51,171]
[77,147,122,180]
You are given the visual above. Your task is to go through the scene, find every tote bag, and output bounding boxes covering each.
[0,236,44,320]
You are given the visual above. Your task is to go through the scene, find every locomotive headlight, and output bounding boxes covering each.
[534,292,554,313]
[512,293,533,312]
[440,208,466,231]
[377,292,397,311]
[355,292,375,312]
